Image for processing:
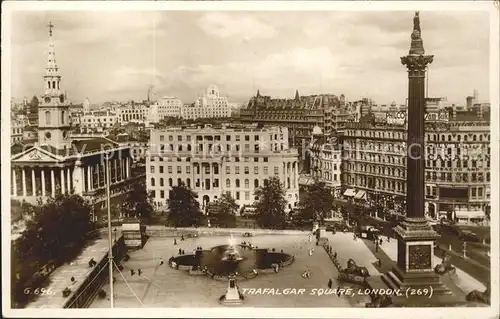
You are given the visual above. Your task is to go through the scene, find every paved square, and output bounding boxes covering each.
[90,232,374,308]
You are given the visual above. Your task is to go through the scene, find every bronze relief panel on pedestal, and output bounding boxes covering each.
[408,244,432,270]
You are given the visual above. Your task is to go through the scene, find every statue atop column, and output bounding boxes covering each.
[409,11,425,55]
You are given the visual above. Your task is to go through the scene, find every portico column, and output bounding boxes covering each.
[60,168,66,194]
[22,168,27,197]
[96,164,100,187]
[12,169,17,196]
[126,157,130,178]
[51,169,55,197]
[41,169,46,197]
[32,168,36,196]
[66,168,71,193]
[87,166,92,191]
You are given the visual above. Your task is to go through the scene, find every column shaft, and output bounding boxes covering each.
[41,169,46,196]
[51,169,55,197]
[13,169,17,196]
[61,168,66,194]
[32,168,36,196]
[22,168,27,197]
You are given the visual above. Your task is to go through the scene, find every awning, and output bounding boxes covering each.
[354,190,367,200]
[343,189,355,197]
[455,210,485,219]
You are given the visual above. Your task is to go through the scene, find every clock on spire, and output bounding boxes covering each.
[38,21,71,150]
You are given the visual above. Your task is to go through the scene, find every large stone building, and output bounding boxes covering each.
[148,96,183,122]
[182,85,232,120]
[146,124,300,212]
[340,109,490,223]
[10,22,137,214]
[240,90,347,153]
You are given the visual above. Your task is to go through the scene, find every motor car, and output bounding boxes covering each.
[459,230,480,242]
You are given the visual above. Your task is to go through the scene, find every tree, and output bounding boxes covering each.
[12,194,93,307]
[254,177,287,229]
[298,180,335,226]
[166,182,203,227]
[208,192,238,228]
[122,179,154,222]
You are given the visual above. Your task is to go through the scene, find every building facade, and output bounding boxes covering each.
[307,134,342,194]
[240,90,345,153]
[146,124,300,212]
[10,23,137,214]
[340,112,490,223]
[80,111,119,131]
[182,85,232,120]
[148,96,183,122]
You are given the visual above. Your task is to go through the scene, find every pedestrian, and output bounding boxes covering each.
[159,258,164,265]
[328,278,333,289]
[181,235,185,241]
[138,268,142,276]
[174,238,177,245]
[379,239,383,246]
[130,269,135,276]
[178,248,182,255]
[334,252,337,260]
[378,258,382,268]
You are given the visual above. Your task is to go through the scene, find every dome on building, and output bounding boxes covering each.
[312,125,322,136]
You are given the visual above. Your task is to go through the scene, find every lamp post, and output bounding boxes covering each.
[114,227,117,243]
[104,153,114,308]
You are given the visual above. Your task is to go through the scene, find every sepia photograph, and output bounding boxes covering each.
[2,1,499,318]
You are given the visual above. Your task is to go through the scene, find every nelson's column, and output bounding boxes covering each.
[368,12,462,306]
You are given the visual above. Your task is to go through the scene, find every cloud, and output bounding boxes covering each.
[198,12,278,40]
[106,66,165,94]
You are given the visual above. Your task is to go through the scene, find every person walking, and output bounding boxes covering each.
[328,278,333,289]
[159,258,164,265]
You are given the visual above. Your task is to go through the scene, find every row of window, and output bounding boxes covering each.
[149,164,296,176]
[150,156,273,163]
[346,130,490,142]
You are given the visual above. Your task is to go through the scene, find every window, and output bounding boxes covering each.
[160,166,164,174]
[244,167,249,174]
[226,179,231,188]
[236,191,240,200]
[254,179,259,188]
[61,111,65,124]
[274,167,279,175]
[187,178,191,188]
[235,179,240,188]
[245,179,249,188]
[264,157,268,162]
[264,167,268,175]
[168,166,172,174]
[45,111,51,125]
[177,166,182,174]
[254,157,259,162]
[235,167,240,174]
[160,178,164,186]
[160,135,164,141]
[186,166,191,174]
[169,178,173,187]
[245,135,250,141]
[254,167,259,174]
[160,190,165,198]
[151,178,155,186]
[226,166,231,174]
[245,191,250,200]
[178,178,182,186]
[150,166,155,173]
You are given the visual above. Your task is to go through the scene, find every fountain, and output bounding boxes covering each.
[222,234,244,263]
[169,233,294,280]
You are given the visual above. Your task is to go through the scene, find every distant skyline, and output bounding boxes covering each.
[10,10,490,105]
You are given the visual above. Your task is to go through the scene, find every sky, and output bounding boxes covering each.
[10,10,490,106]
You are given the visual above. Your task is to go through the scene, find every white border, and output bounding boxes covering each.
[2,1,498,318]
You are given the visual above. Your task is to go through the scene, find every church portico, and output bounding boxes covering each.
[10,22,138,210]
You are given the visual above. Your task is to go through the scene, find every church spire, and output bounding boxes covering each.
[409,11,425,55]
[294,89,300,101]
[44,21,62,95]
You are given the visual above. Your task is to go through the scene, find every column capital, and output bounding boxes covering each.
[401,54,433,77]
